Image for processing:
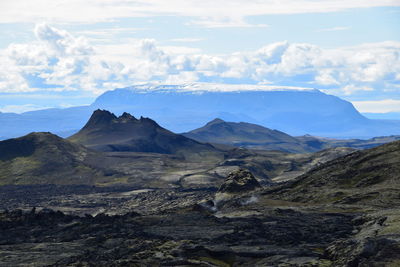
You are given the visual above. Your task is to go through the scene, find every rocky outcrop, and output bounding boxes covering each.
[218,169,261,194]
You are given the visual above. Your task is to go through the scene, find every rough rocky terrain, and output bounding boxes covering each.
[0,188,357,266]
[1,149,400,266]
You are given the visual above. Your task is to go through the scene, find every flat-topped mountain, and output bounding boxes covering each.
[0,132,114,185]
[93,85,372,137]
[69,110,218,157]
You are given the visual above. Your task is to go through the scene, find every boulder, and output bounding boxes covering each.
[218,169,261,194]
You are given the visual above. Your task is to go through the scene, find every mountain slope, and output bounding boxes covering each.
[68,110,219,158]
[0,132,117,185]
[183,118,315,153]
[267,140,400,206]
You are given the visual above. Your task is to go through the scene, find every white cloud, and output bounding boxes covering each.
[165,72,199,84]
[342,85,374,95]
[315,70,340,85]
[1,0,399,25]
[352,99,400,113]
[0,24,399,98]
[34,23,93,56]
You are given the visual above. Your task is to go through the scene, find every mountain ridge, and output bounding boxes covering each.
[183,118,313,153]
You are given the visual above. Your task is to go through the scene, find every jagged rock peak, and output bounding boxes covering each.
[85,109,118,127]
[84,110,143,128]
[118,112,137,122]
[218,169,261,194]
[92,109,117,119]
[139,116,159,125]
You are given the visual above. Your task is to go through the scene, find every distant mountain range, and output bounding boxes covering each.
[1,83,399,139]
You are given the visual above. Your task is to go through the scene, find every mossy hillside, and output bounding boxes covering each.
[0,132,123,185]
[267,140,400,206]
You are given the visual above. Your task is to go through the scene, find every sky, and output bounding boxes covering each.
[0,0,399,114]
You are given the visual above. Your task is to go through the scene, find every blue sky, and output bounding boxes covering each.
[0,0,399,113]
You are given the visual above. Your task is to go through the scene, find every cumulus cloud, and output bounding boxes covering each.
[34,23,93,56]
[0,24,399,98]
[2,23,132,94]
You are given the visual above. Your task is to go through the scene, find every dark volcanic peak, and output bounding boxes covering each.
[83,109,142,129]
[85,109,117,127]
[69,110,219,156]
[80,110,163,133]
[119,112,138,122]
